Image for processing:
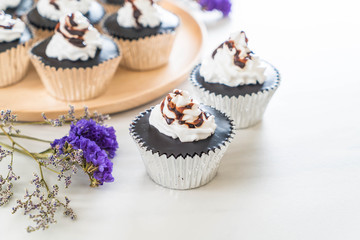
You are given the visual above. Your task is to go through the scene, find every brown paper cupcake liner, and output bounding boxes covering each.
[29,52,122,102]
[0,41,32,88]
[113,31,177,71]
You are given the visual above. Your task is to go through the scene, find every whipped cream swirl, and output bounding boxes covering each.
[37,0,93,21]
[117,0,161,28]
[149,89,217,143]
[45,11,102,61]
[200,31,266,87]
[0,0,21,10]
[0,11,25,43]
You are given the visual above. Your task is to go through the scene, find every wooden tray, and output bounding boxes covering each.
[0,1,206,121]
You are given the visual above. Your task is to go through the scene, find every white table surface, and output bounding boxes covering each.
[1,0,360,239]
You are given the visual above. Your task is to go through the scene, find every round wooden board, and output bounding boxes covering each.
[0,1,205,121]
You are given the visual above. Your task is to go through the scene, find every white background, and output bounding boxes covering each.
[1,0,360,239]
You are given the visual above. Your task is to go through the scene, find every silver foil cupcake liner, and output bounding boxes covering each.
[130,108,234,190]
[189,63,281,129]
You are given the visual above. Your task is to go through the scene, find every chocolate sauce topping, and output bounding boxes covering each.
[160,91,210,129]
[56,13,89,48]
[103,8,179,40]
[128,0,142,28]
[0,11,14,30]
[27,2,105,31]
[212,31,252,69]
[50,0,60,10]
[190,63,280,98]
[30,36,119,69]
[0,22,14,30]
[0,25,32,54]
[130,105,234,159]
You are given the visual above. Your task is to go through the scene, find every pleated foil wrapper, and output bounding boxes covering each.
[0,41,32,88]
[113,31,177,71]
[189,64,281,129]
[30,46,122,101]
[130,109,235,190]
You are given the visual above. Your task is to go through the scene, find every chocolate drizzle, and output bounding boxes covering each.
[0,11,15,30]
[212,31,253,69]
[50,0,60,10]
[126,0,155,28]
[128,0,142,28]
[0,22,14,29]
[55,13,89,48]
[160,90,210,129]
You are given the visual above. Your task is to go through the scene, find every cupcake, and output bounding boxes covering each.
[27,0,105,40]
[189,31,281,129]
[0,11,33,87]
[130,89,234,190]
[0,0,34,17]
[103,0,180,71]
[98,0,124,14]
[29,11,121,101]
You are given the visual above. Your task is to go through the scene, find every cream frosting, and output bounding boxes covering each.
[37,0,93,21]
[116,0,161,28]
[45,11,102,61]
[200,31,266,87]
[0,0,21,10]
[0,11,25,43]
[149,89,217,143]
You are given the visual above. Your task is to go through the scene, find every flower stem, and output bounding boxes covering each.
[0,133,52,143]
[0,130,60,176]
[6,142,15,179]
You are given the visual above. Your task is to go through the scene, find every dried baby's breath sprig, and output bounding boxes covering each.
[0,144,19,206]
[0,145,12,161]
[0,106,118,233]
[42,106,110,127]
[12,174,76,233]
[46,145,84,188]
[1,110,20,134]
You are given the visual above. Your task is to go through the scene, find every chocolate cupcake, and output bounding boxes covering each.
[27,0,105,40]
[103,0,180,71]
[130,89,234,190]
[189,31,281,129]
[98,0,124,14]
[0,0,34,17]
[0,11,33,87]
[30,11,121,101]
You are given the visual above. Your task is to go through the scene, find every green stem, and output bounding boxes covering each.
[0,133,52,143]
[6,142,15,179]
[0,131,60,176]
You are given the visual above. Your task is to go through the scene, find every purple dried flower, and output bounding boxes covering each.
[51,119,118,186]
[198,0,232,16]
[68,119,118,158]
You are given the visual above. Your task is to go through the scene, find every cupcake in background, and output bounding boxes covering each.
[98,0,124,14]
[0,0,33,17]
[0,11,33,87]
[30,11,121,101]
[103,0,180,71]
[27,0,105,40]
[190,31,280,129]
[130,89,234,190]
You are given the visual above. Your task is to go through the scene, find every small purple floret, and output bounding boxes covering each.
[198,0,232,16]
[51,119,118,185]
